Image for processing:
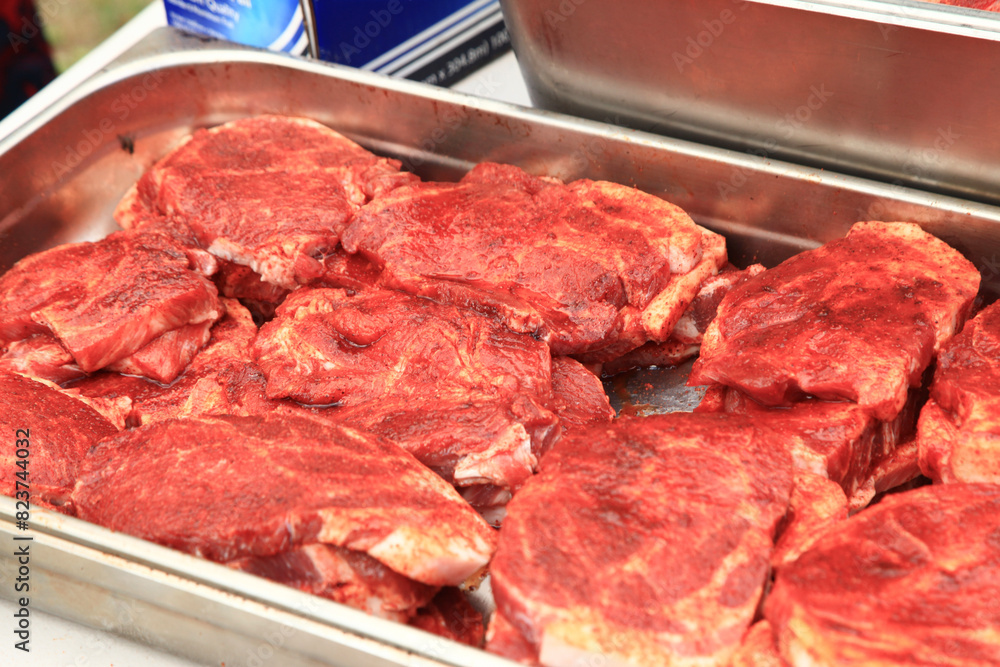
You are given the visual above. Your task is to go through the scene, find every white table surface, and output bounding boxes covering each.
[0,3,530,666]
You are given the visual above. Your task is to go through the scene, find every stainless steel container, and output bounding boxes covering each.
[500,0,1000,206]
[2,26,1000,667]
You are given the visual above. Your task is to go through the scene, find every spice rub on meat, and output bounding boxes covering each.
[116,115,416,289]
[253,287,560,492]
[342,162,725,359]
[488,413,792,666]
[72,413,498,613]
[0,228,222,384]
[766,483,1000,666]
[0,370,118,511]
[690,222,979,421]
[917,300,1000,483]
[68,299,279,426]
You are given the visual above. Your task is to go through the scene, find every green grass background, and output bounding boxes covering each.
[40,0,152,72]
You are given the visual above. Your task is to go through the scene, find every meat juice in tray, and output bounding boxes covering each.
[2,38,1000,667]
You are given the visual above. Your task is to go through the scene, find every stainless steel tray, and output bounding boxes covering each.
[500,0,1000,207]
[2,26,1000,667]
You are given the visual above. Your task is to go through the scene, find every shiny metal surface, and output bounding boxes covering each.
[2,26,1000,667]
[0,498,501,667]
[501,0,1000,205]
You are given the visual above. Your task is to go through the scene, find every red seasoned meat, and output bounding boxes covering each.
[0,371,117,510]
[72,413,498,587]
[0,228,222,382]
[342,162,725,357]
[549,356,614,432]
[690,222,979,421]
[486,611,539,665]
[116,115,416,289]
[671,263,766,345]
[597,264,765,375]
[408,588,485,647]
[770,474,848,569]
[213,261,290,321]
[766,483,1000,666]
[598,339,701,376]
[69,299,277,425]
[228,544,436,622]
[696,385,916,500]
[0,333,81,383]
[489,413,793,666]
[730,622,787,667]
[917,301,1000,483]
[254,288,559,490]
[105,320,213,384]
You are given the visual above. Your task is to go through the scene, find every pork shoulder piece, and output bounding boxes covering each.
[228,543,437,622]
[583,263,763,374]
[213,260,290,322]
[254,288,559,490]
[408,588,485,647]
[690,222,980,421]
[770,474,848,570]
[487,611,540,665]
[548,357,614,432]
[71,413,498,586]
[116,115,417,289]
[69,299,277,425]
[105,320,213,384]
[695,385,915,498]
[254,287,555,406]
[489,413,793,667]
[917,301,1000,483]
[342,162,723,356]
[0,333,83,384]
[333,396,558,491]
[597,338,701,376]
[765,483,1000,666]
[730,622,788,667]
[0,228,222,377]
[0,371,117,509]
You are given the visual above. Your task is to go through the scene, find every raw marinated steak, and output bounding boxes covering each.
[597,263,765,375]
[254,288,559,490]
[489,413,793,666]
[228,543,436,622]
[72,413,498,587]
[116,115,416,289]
[69,299,275,425]
[730,622,787,667]
[917,301,1000,483]
[213,260,290,321]
[409,588,485,647]
[690,222,979,420]
[0,371,117,509]
[342,162,725,356]
[766,483,1000,666]
[486,611,539,665]
[0,228,222,381]
[548,357,614,432]
[0,333,81,383]
[696,385,916,499]
[770,474,847,569]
